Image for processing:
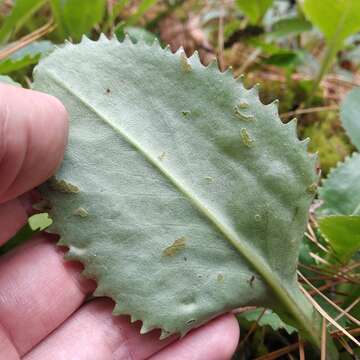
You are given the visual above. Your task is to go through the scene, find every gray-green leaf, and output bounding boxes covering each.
[33,36,330,354]
[340,87,360,150]
[318,153,360,216]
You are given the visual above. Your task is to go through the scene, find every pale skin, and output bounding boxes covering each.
[0,84,240,360]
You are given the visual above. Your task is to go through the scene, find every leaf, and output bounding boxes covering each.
[0,75,20,86]
[0,40,54,74]
[0,0,47,43]
[263,51,302,68]
[50,0,106,41]
[302,0,360,52]
[115,26,157,45]
[9,40,54,60]
[319,215,360,263]
[317,153,360,216]
[236,0,273,24]
[33,36,333,355]
[239,308,296,334]
[0,54,40,74]
[268,17,312,39]
[340,87,360,150]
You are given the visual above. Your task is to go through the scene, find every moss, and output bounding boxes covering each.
[301,112,354,174]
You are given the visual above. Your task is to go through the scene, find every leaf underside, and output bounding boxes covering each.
[33,36,325,350]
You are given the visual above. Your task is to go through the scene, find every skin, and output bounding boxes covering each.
[0,84,240,360]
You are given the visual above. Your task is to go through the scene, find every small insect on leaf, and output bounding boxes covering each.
[182,110,191,117]
[248,275,255,287]
[163,237,186,257]
[73,207,89,218]
[49,177,80,194]
[158,152,166,161]
[234,105,255,121]
[240,128,254,147]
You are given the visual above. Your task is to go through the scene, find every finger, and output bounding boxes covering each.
[0,235,95,356]
[0,198,27,245]
[150,314,239,360]
[0,84,68,204]
[24,298,175,360]
[0,191,40,245]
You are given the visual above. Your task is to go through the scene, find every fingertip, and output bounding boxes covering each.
[151,313,240,360]
[215,314,240,359]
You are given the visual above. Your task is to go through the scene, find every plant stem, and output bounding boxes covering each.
[308,43,339,104]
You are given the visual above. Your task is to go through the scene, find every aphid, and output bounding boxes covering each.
[240,128,254,147]
[49,177,80,194]
[162,237,186,257]
[233,105,255,121]
[73,207,89,218]
[248,275,255,287]
[158,152,166,161]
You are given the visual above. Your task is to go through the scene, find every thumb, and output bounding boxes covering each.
[0,83,68,203]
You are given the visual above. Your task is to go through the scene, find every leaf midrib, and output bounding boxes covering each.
[41,67,320,347]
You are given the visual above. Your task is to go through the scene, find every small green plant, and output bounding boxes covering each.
[317,87,360,264]
[302,0,360,99]
[235,0,273,25]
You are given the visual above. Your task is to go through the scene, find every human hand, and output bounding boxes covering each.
[0,84,240,360]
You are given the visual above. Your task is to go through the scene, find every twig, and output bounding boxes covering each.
[298,271,360,326]
[298,263,358,284]
[280,105,339,119]
[307,278,346,296]
[0,21,55,61]
[334,297,360,322]
[237,48,262,76]
[238,308,266,347]
[321,318,326,360]
[299,336,305,360]
[299,280,360,347]
[331,327,360,337]
[254,343,299,360]
[338,337,354,355]
[256,327,360,360]
[217,4,224,71]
